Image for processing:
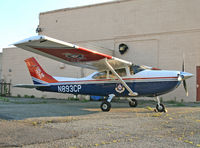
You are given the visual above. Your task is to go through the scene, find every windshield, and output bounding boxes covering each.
[130,65,145,74]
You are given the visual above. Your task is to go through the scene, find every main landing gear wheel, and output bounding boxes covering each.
[100,101,111,112]
[129,98,137,107]
[156,103,166,112]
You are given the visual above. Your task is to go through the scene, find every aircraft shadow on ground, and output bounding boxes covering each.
[0,105,98,120]
[0,98,99,120]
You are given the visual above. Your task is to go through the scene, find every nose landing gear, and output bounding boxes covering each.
[155,96,167,112]
[129,98,138,107]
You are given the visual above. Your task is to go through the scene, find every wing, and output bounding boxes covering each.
[14,35,132,71]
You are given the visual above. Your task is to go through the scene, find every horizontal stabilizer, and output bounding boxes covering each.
[14,84,50,89]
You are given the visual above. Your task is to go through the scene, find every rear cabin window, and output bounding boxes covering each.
[92,68,127,79]
[92,71,107,79]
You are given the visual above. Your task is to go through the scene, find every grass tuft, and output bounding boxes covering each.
[0,97,10,102]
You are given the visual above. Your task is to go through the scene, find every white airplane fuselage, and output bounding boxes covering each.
[35,69,192,97]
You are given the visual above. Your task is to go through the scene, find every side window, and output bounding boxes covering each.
[109,68,127,78]
[115,68,126,77]
[93,68,127,79]
[92,71,107,79]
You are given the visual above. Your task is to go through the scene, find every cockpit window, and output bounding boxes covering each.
[130,65,145,74]
[92,71,107,79]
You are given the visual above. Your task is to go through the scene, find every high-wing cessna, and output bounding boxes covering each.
[14,35,193,112]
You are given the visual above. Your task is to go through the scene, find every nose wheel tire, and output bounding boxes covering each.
[156,103,165,112]
[101,101,111,112]
[129,99,137,107]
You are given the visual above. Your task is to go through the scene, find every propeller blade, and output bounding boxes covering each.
[182,60,185,72]
[181,54,189,96]
[183,80,188,96]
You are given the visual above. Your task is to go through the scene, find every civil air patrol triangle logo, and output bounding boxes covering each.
[115,83,125,93]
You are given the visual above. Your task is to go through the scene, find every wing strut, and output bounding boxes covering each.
[104,58,138,97]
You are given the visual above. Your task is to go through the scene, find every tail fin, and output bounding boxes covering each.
[25,57,58,84]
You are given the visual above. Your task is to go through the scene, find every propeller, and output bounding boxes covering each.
[183,78,188,96]
[182,60,184,72]
[178,59,189,96]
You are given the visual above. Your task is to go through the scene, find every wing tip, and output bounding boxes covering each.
[13,35,46,46]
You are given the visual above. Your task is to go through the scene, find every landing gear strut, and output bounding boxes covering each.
[155,96,166,112]
[100,94,115,112]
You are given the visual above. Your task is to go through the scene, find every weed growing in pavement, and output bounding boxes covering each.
[174,102,186,107]
[165,98,185,107]
[166,100,177,104]
[24,94,35,98]
[160,97,163,103]
[30,95,35,98]
[13,101,47,104]
[0,96,10,102]
[68,97,79,101]
[17,94,21,98]
[181,99,184,103]
[24,94,29,98]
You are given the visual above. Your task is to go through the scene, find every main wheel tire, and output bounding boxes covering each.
[100,101,111,112]
[129,98,137,107]
[156,103,165,112]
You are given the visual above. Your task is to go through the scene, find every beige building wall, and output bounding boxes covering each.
[2,0,200,101]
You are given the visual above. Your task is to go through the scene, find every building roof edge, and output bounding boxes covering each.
[40,0,132,15]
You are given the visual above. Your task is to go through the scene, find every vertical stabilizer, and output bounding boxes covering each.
[25,57,58,84]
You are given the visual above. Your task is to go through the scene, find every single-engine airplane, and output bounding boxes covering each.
[14,35,193,112]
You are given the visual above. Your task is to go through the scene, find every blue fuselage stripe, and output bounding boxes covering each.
[36,81,180,97]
